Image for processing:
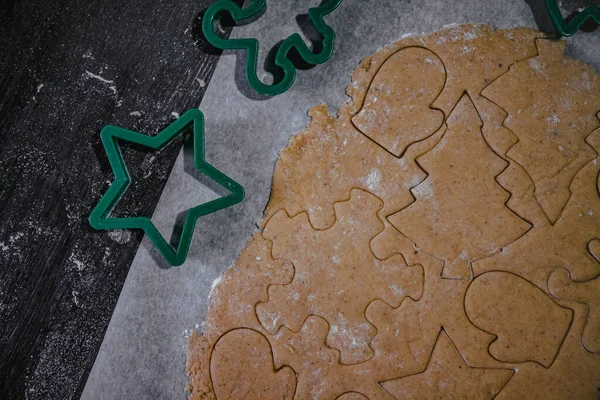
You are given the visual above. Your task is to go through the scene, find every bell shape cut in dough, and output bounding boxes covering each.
[352,46,446,157]
[465,271,572,367]
[389,94,531,279]
[495,302,600,400]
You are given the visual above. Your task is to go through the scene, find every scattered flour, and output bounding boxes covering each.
[362,168,382,191]
[107,230,132,244]
[9,232,24,243]
[85,71,117,95]
[528,58,544,74]
[547,115,560,124]
[72,291,80,307]
[69,256,85,272]
[209,275,223,297]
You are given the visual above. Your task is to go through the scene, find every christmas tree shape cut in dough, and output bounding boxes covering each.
[381,330,514,400]
[388,94,531,279]
[482,39,600,224]
[473,153,600,285]
[352,47,446,157]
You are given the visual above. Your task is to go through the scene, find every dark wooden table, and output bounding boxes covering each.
[0,0,235,398]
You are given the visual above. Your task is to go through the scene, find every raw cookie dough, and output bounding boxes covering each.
[187,24,600,399]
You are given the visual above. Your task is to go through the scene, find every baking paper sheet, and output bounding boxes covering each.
[82,0,600,398]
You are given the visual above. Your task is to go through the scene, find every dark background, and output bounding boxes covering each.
[0,0,236,398]
[0,0,597,399]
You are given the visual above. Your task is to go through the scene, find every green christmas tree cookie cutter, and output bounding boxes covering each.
[89,109,245,266]
[546,0,600,37]
[202,0,343,96]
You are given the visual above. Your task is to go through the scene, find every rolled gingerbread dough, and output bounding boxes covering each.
[187,24,600,400]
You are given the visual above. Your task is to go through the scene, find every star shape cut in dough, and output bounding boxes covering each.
[89,109,244,266]
[381,330,514,400]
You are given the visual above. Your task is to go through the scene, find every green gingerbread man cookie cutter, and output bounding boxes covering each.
[545,0,599,37]
[202,0,343,96]
[89,109,245,266]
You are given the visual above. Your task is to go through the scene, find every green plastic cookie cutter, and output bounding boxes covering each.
[546,0,600,37]
[202,0,343,96]
[89,109,245,266]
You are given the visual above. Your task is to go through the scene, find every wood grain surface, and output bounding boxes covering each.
[0,0,234,398]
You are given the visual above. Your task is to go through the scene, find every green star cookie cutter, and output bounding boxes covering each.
[89,109,245,266]
[546,0,600,37]
[202,0,343,96]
